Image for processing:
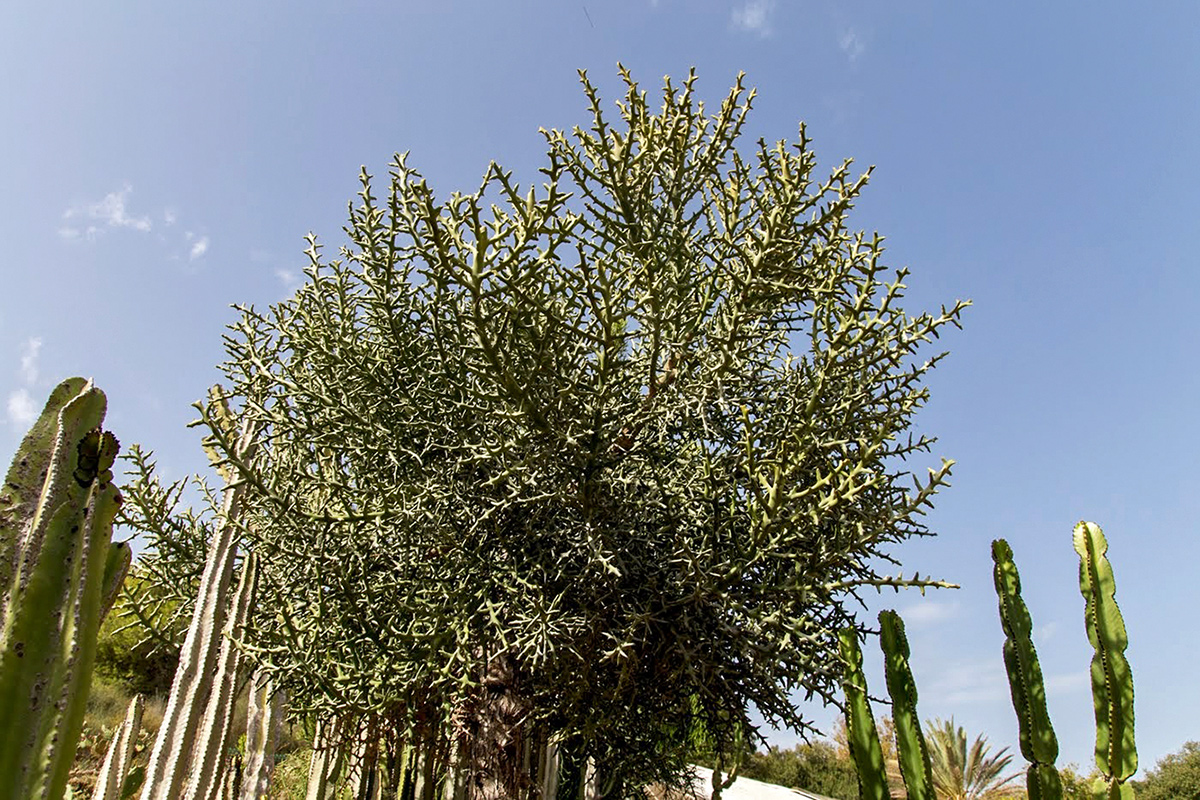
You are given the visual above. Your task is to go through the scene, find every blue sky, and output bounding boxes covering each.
[3,0,1197,782]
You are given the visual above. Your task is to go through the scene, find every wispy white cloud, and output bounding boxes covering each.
[6,337,43,429]
[274,267,300,290]
[163,208,177,225]
[839,28,865,61]
[59,184,152,239]
[6,389,36,428]
[1045,669,1090,696]
[1034,621,1059,645]
[731,0,774,37]
[924,658,1010,706]
[189,235,210,261]
[19,337,42,385]
[898,599,961,627]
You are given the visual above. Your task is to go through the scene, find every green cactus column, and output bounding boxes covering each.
[992,539,1063,800]
[838,627,890,800]
[0,378,130,800]
[139,416,259,800]
[1074,522,1136,800]
[879,610,934,800]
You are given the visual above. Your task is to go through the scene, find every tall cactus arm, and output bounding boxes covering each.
[239,669,286,800]
[1073,522,1136,798]
[186,553,261,800]
[878,610,934,800]
[992,539,1063,800]
[40,476,126,800]
[838,627,889,800]
[139,421,258,800]
[99,541,133,620]
[0,377,89,590]
[92,695,145,800]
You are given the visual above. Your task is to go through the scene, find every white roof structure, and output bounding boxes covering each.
[683,767,840,800]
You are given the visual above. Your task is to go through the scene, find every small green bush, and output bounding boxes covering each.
[93,604,180,697]
[741,741,858,799]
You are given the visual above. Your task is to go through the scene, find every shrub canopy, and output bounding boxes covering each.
[203,67,967,783]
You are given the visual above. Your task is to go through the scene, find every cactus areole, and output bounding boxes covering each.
[205,67,967,794]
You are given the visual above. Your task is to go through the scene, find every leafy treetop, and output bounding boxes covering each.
[201,66,968,785]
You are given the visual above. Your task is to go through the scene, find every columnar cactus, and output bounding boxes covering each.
[92,695,145,800]
[239,669,286,800]
[1073,522,1136,800]
[138,416,258,800]
[185,552,261,800]
[0,378,130,800]
[878,610,934,800]
[538,737,561,800]
[992,539,1063,800]
[838,627,889,800]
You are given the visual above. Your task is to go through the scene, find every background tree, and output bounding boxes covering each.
[923,718,1021,800]
[1055,764,1102,800]
[1134,741,1200,800]
[741,741,858,799]
[203,66,967,795]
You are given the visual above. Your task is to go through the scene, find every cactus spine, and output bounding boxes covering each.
[92,695,145,800]
[139,418,258,800]
[878,610,934,800]
[1073,522,1136,800]
[0,378,129,800]
[838,627,889,800]
[992,539,1063,800]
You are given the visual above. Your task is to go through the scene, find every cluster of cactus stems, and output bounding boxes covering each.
[138,412,260,800]
[0,378,130,800]
[841,523,1137,800]
[297,719,597,800]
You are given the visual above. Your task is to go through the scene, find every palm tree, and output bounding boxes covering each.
[923,718,1022,799]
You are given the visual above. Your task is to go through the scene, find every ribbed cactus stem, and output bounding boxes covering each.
[0,378,125,800]
[41,480,128,800]
[0,378,86,590]
[838,627,889,800]
[879,610,934,800]
[538,735,561,800]
[306,716,351,800]
[92,695,145,800]
[1073,522,1136,799]
[239,669,286,800]
[992,539,1063,800]
[186,553,261,800]
[139,420,258,800]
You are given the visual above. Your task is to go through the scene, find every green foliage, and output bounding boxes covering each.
[741,742,857,798]
[110,444,219,658]
[0,378,129,800]
[924,718,1021,800]
[205,65,965,791]
[992,539,1062,800]
[1133,741,1200,800]
[93,591,180,697]
[1056,764,1103,800]
[1073,521,1136,798]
